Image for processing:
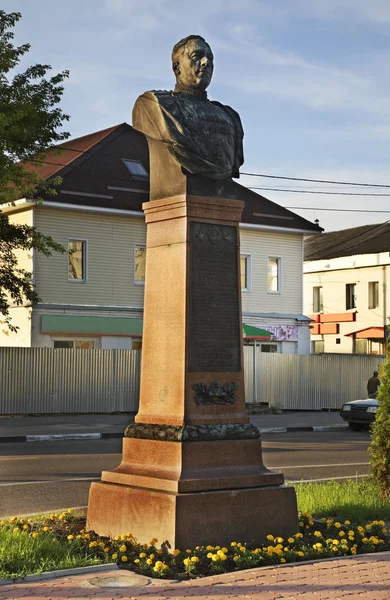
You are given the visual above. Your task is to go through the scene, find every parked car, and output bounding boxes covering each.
[340,398,378,431]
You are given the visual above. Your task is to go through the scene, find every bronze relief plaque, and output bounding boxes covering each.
[188,222,241,372]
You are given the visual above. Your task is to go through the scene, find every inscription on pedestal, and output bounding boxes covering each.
[188,222,241,372]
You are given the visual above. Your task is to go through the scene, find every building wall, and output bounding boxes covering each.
[0,208,33,346]
[240,229,303,315]
[304,252,390,353]
[34,207,146,307]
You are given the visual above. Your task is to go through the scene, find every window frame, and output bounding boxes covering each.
[134,244,146,285]
[345,283,357,310]
[240,254,252,292]
[368,281,379,309]
[68,238,88,283]
[52,338,98,349]
[313,286,323,313]
[267,256,282,294]
[122,158,149,180]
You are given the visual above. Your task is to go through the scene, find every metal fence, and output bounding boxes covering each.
[0,347,386,414]
[244,347,386,410]
[0,348,141,414]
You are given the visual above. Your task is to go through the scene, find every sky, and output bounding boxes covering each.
[4,0,390,232]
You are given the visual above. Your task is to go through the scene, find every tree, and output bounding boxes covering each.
[369,338,390,496]
[0,10,69,330]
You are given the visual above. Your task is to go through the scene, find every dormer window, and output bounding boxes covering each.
[122,159,149,180]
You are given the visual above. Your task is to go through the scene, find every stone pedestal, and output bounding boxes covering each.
[86,140,298,548]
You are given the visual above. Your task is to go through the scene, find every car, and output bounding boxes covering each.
[340,398,378,431]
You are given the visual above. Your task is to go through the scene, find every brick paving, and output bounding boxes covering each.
[0,553,390,600]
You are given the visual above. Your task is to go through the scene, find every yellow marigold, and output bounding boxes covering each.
[211,554,220,562]
[344,520,351,526]
[31,532,39,538]
[183,557,191,566]
[157,549,163,555]
[146,558,153,565]
[231,542,237,547]
[288,537,295,544]
[299,522,303,527]
[206,545,214,551]
[295,533,303,539]
[43,527,50,532]
[155,561,163,568]
[89,541,98,548]
[67,534,74,540]
[119,545,127,553]
[379,520,385,526]
[240,546,246,553]
[150,538,158,545]
[23,524,29,530]
[233,555,240,562]
[280,558,286,563]
[139,552,146,558]
[114,535,120,541]
[276,537,284,544]
[186,549,192,553]
[334,522,341,528]
[173,549,180,556]
[296,551,304,557]
[191,556,200,563]
[207,552,213,558]
[121,556,128,562]
[134,558,139,563]
[348,531,354,537]
[339,531,345,537]
[104,547,110,553]
[150,553,155,559]
[221,547,228,553]
[266,534,274,541]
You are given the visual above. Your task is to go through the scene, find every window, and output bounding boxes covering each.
[135,245,146,283]
[268,257,281,292]
[313,286,323,313]
[356,339,368,354]
[122,159,149,180]
[240,255,251,291]
[68,240,87,282]
[53,340,95,349]
[346,283,356,310]
[261,344,278,353]
[313,340,324,354]
[368,281,379,309]
[336,338,341,345]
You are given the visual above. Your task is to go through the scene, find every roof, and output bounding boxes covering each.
[23,123,322,233]
[345,327,385,340]
[304,222,390,261]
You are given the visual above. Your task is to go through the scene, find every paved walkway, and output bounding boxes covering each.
[0,411,346,441]
[0,553,389,599]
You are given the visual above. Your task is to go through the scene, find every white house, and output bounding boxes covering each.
[1,123,322,354]
[304,222,390,354]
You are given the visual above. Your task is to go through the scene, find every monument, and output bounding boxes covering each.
[86,35,298,548]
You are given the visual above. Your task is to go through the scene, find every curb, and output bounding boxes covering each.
[0,425,348,443]
[0,563,117,586]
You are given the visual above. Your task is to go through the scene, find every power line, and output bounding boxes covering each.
[249,186,390,197]
[241,171,390,189]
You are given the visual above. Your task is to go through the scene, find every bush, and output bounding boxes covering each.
[369,340,390,496]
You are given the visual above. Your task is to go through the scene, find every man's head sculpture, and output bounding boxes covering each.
[132,35,244,181]
[171,35,214,92]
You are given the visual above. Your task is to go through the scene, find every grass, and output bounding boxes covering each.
[0,526,112,580]
[294,478,390,522]
[1,479,390,580]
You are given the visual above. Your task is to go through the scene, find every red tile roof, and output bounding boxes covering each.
[22,124,124,180]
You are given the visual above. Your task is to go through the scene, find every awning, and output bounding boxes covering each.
[345,327,384,340]
[242,324,273,340]
[41,315,143,336]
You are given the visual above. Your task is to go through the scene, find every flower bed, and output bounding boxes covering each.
[0,510,389,580]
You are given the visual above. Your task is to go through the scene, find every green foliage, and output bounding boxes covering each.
[0,10,69,329]
[293,478,390,521]
[369,340,390,496]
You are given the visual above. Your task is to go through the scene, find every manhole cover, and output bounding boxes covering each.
[89,574,149,588]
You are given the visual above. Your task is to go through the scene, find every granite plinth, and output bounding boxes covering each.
[86,481,298,548]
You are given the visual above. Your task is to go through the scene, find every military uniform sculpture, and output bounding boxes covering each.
[132,35,244,180]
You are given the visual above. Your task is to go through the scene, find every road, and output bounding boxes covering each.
[0,430,371,518]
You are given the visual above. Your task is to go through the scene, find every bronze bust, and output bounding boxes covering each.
[132,35,244,180]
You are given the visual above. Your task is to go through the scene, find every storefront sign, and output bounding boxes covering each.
[263,325,299,342]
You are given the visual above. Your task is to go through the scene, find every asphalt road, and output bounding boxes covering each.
[0,430,371,518]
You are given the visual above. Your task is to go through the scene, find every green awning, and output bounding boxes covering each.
[242,324,273,340]
[41,315,143,336]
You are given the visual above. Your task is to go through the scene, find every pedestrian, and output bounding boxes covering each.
[367,370,380,398]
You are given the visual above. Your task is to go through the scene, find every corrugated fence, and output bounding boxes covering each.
[0,348,141,414]
[0,347,386,414]
[244,347,386,410]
